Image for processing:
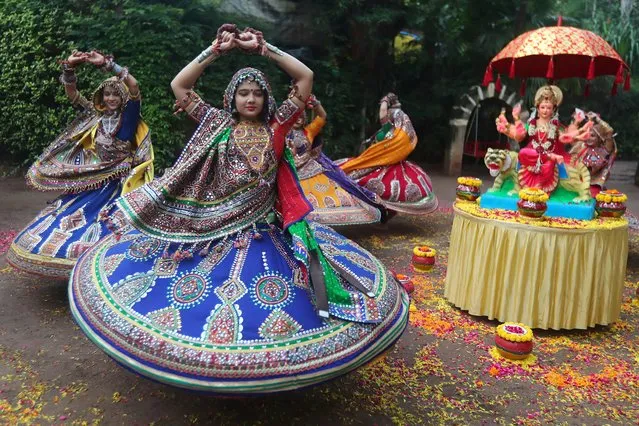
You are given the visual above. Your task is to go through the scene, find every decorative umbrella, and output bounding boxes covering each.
[482,17,631,96]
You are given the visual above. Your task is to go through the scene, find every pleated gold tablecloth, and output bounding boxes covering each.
[445,206,628,330]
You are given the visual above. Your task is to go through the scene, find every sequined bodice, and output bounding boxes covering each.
[230,121,276,173]
[209,121,277,201]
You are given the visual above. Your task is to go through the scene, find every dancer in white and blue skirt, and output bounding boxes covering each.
[8,50,153,278]
[69,24,408,394]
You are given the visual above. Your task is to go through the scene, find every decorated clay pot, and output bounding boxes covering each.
[517,188,548,220]
[595,190,627,218]
[395,273,415,295]
[494,323,534,360]
[412,246,436,273]
[456,177,482,202]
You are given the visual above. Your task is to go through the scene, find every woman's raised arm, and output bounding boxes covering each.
[235,29,313,107]
[59,50,88,104]
[171,26,237,103]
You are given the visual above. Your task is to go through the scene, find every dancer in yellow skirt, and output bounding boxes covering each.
[287,95,385,225]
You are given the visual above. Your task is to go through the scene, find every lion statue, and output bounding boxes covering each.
[484,148,519,195]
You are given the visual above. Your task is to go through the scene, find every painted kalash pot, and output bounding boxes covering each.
[456,177,482,202]
[411,246,436,272]
[517,187,549,220]
[595,189,627,218]
[494,322,534,360]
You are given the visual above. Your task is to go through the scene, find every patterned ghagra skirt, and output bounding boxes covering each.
[68,220,409,394]
[8,180,120,278]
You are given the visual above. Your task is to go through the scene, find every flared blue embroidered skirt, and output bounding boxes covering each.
[68,221,409,394]
[8,180,120,278]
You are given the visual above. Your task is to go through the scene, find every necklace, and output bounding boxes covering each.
[100,112,121,136]
[531,119,555,151]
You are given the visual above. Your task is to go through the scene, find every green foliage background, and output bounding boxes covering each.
[1,0,638,173]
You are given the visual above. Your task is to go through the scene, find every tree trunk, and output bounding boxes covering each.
[515,0,528,33]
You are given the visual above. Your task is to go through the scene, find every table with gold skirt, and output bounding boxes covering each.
[445,205,628,330]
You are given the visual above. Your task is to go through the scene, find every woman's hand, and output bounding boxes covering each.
[559,123,591,144]
[549,153,564,164]
[575,120,593,141]
[85,51,107,67]
[235,29,262,53]
[379,101,388,123]
[512,103,522,121]
[216,30,237,53]
[495,112,509,134]
[306,94,318,109]
[66,50,88,67]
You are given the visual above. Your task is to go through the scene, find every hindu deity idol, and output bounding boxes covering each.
[494,85,593,201]
[569,110,617,196]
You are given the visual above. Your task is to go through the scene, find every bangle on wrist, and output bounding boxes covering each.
[99,56,129,81]
[196,44,219,65]
[117,66,129,81]
[98,54,115,72]
[263,42,283,58]
[61,61,75,72]
[59,71,77,86]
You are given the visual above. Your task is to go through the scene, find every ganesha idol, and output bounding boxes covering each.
[480,85,598,220]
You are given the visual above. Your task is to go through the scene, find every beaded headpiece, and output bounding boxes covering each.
[92,77,130,112]
[534,85,563,108]
[223,67,276,122]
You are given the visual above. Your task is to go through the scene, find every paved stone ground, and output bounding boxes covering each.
[0,162,638,425]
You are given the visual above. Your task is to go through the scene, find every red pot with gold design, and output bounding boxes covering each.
[411,246,436,273]
[494,323,534,360]
[595,189,627,218]
[517,188,548,219]
[456,177,482,202]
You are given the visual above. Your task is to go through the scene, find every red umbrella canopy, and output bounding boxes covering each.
[483,21,631,95]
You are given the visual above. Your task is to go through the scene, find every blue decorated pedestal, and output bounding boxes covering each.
[479,179,595,220]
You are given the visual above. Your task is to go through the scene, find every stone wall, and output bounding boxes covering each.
[218,0,325,47]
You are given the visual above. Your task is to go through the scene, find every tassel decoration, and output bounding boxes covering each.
[615,63,624,84]
[546,57,554,80]
[482,64,493,86]
[587,57,595,80]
